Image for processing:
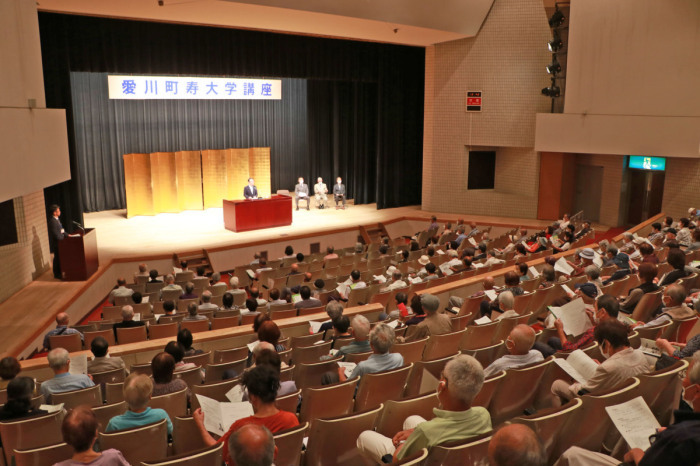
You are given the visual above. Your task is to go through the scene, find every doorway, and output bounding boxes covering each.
[573,165,603,223]
[625,169,665,225]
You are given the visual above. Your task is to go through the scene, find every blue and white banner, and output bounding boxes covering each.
[107,75,282,100]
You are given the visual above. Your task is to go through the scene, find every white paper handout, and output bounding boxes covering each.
[528,266,540,278]
[246,341,259,353]
[308,320,331,334]
[225,384,245,403]
[337,362,357,378]
[439,263,454,276]
[291,294,302,304]
[554,257,574,275]
[386,320,400,329]
[592,251,604,268]
[69,354,88,375]
[560,284,574,296]
[39,403,65,413]
[196,395,254,437]
[468,237,478,247]
[605,396,661,451]
[553,349,599,385]
[484,289,498,301]
[549,298,592,337]
[436,249,446,255]
[474,316,492,325]
[639,338,663,358]
[336,283,349,298]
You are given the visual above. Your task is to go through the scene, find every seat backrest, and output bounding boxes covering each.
[488,358,552,425]
[180,319,210,334]
[291,341,332,365]
[631,289,663,322]
[669,316,699,344]
[14,442,73,466]
[204,358,247,383]
[375,392,439,437]
[634,320,672,341]
[183,351,212,368]
[393,338,429,365]
[471,370,506,409]
[173,366,204,387]
[355,364,413,411]
[305,405,383,466]
[141,443,223,466]
[93,401,128,433]
[637,359,689,425]
[102,306,124,321]
[422,330,466,361]
[271,309,298,320]
[461,340,505,368]
[212,346,248,364]
[551,378,641,459]
[404,355,455,398]
[105,382,125,404]
[460,321,500,350]
[190,378,240,410]
[149,323,179,340]
[293,358,342,389]
[211,316,240,330]
[343,351,373,364]
[51,384,102,409]
[290,333,324,349]
[299,378,357,426]
[273,422,308,466]
[116,325,147,344]
[172,416,210,455]
[297,305,325,316]
[512,398,583,464]
[0,410,65,466]
[423,431,492,466]
[98,420,168,465]
[275,389,301,414]
[48,333,82,352]
[150,387,189,419]
[84,329,116,348]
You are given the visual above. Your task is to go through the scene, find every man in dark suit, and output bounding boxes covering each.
[243,178,258,199]
[112,305,147,340]
[48,204,68,279]
[295,177,310,211]
[333,177,346,209]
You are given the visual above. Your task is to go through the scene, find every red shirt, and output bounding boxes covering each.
[218,410,299,465]
[561,326,595,351]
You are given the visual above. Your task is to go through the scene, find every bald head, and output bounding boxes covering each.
[56,312,69,326]
[228,424,276,466]
[483,276,495,290]
[508,325,536,355]
[488,424,546,466]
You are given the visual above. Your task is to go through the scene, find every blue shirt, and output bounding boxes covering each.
[106,407,173,435]
[43,326,83,350]
[350,352,404,379]
[40,373,94,402]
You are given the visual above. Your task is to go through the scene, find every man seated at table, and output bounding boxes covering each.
[356,355,491,463]
[294,177,310,211]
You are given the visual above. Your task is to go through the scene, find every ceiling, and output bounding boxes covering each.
[36,0,496,46]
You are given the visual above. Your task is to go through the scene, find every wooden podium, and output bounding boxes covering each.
[223,195,293,232]
[59,228,99,281]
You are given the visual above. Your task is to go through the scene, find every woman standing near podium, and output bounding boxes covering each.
[48,204,68,280]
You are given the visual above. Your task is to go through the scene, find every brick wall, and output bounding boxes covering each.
[662,158,700,220]
[0,191,50,303]
[422,0,552,218]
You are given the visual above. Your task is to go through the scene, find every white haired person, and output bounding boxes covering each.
[357,355,491,462]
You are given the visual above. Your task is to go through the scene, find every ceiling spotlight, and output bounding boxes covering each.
[548,31,563,52]
[546,56,561,75]
[549,9,565,28]
[541,85,560,98]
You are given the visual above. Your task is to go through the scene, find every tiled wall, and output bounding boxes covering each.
[422,0,552,218]
[0,191,50,303]
[662,158,700,220]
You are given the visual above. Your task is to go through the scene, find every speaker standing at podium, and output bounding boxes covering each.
[244,178,259,199]
[48,204,68,279]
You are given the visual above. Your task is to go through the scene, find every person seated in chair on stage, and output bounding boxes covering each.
[356,354,491,463]
[294,177,310,211]
[244,178,259,199]
[314,177,328,209]
[333,176,346,209]
[483,324,543,378]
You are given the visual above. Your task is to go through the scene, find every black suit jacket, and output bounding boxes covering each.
[48,216,66,253]
[244,185,258,199]
[333,184,345,196]
[113,320,146,339]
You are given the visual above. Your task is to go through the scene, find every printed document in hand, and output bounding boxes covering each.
[337,362,357,378]
[560,284,574,296]
[468,237,478,247]
[196,395,254,437]
[554,257,574,275]
[39,403,65,413]
[474,316,492,325]
[605,396,661,451]
[336,283,348,297]
[528,266,540,278]
[439,262,454,276]
[553,349,599,385]
[549,298,592,337]
[225,384,245,403]
[484,289,498,301]
[308,320,331,334]
[69,354,88,375]
[247,341,259,353]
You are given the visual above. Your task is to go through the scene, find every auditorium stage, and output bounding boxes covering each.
[2,204,562,359]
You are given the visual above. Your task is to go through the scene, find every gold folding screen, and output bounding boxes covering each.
[124,148,270,217]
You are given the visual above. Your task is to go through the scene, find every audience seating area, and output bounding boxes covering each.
[7,211,700,465]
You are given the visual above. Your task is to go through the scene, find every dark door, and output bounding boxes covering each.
[626,169,665,225]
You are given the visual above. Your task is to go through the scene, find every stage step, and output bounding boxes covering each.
[359,222,389,244]
[173,250,213,276]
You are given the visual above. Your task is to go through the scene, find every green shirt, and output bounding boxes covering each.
[397,406,492,460]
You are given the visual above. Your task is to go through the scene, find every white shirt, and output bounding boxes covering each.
[483,350,544,378]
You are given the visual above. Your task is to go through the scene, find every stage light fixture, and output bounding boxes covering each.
[548,31,563,52]
[541,85,560,98]
[549,9,565,28]
[546,56,561,75]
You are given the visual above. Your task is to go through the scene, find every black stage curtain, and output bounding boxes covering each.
[39,13,424,223]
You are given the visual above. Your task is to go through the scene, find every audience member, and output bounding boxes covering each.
[56,406,130,465]
[113,305,146,339]
[357,355,491,462]
[243,349,297,401]
[40,348,95,402]
[106,373,173,434]
[336,315,372,359]
[43,312,83,351]
[228,424,277,466]
[198,290,219,313]
[317,301,344,336]
[151,352,189,397]
[177,328,203,356]
[336,323,403,383]
[180,282,198,300]
[633,284,694,329]
[403,294,453,342]
[294,285,322,309]
[258,321,286,352]
[87,336,126,374]
[483,325,543,378]
[0,356,21,389]
[0,377,46,422]
[148,269,162,283]
[193,365,299,466]
[108,277,133,304]
[160,274,183,298]
[488,424,546,466]
[157,300,177,323]
[493,291,518,321]
[183,302,209,323]
[658,248,689,286]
